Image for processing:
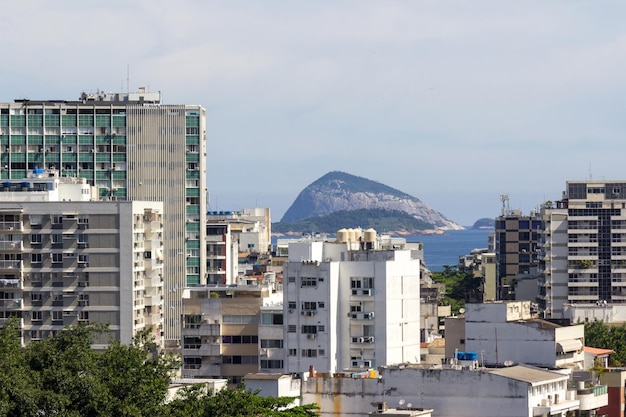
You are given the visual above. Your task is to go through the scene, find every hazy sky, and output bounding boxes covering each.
[2,2,625,226]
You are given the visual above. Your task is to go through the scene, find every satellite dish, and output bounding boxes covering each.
[459,308,466,314]
[399,399,405,406]
[504,360,513,366]
[407,403,413,408]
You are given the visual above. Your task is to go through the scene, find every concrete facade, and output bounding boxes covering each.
[0,91,207,341]
[301,364,595,417]
[0,173,163,346]
[445,302,584,369]
[180,283,283,384]
[540,180,626,321]
[283,230,421,375]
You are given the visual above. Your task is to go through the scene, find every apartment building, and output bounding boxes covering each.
[0,90,206,341]
[180,282,283,384]
[540,180,626,320]
[282,228,421,374]
[0,169,163,347]
[494,210,542,300]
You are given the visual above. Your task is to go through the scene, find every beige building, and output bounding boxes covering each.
[180,282,283,384]
[0,169,163,347]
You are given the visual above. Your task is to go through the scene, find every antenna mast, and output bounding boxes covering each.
[499,194,509,216]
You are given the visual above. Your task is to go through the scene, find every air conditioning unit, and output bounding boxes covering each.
[307,310,316,316]
[307,334,316,340]
[367,312,375,319]
[358,337,365,343]
[288,309,293,314]
[362,360,372,367]
[365,336,375,343]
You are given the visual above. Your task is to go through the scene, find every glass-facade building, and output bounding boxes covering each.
[0,90,206,341]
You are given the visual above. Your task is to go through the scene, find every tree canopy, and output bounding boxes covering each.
[584,319,626,366]
[0,319,317,417]
[430,265,482,314]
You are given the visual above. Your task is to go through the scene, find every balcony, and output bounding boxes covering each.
[0,298,22,309]
[351,288,373,297]
[351,336,375,344]
[0,241,22,251]
[0,222,22,232]
[0,278,21,289]
[577,385,608,411]
[0,260,21,271]
[348,312,375,320]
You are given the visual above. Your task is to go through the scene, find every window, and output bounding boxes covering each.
[183,336,201,349]
[78,215,89,225]
[302,301,317,310]
[288,349,297,356]
[318,349,325,356]
[287,325,296,333]
[318,325,325,332]
[301,349,317,358]
[261,339,284,349]
[52,310,63,322]
[52,215,62,224]
[31,311,43,322]
[31,253,42,264]
[222,315,258,324]
[31,292,42,302]
[221,335,258,344]
[52,253,63,263]
[78,294,89,307]
[51,234,62,244]
[318,302,325,308]
[78,311,89,323]
[261,312,283,325]
[301,325,317,334]
[183,314,202,329]
[222,356,257,365]
[288,301,297,309]
[183,357,201,370]
[77,234,88,244]
[30,234,42,244]
[288,276,295,283]
[260,360,283,369]
[301,277,317,287]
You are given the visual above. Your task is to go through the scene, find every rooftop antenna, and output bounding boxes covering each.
[127,64,130,94]
[588,162,592,180]
[499,194,509,216]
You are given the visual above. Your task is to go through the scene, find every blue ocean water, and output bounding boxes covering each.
[273,229,491,272]
[408,229,491,271]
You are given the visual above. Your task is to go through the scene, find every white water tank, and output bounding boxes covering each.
[364,228,377,243]
[336,228,348,243]
[347,228,355,242]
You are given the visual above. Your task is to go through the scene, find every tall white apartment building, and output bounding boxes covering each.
[0,169,164,347]
[283,228,421,374]
[540,180,626,320]
[0,90,207,341]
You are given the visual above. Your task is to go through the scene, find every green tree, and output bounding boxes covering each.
[585,319,626,365]
[430,266,481,314]
[165,383,318,417]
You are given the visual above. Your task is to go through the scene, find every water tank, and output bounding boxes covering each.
[346,228,355,242]
[353,228,362,241]
[364,228,377,243]
[336,228,348,243]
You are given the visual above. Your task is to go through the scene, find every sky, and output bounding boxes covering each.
[2,2,626,227]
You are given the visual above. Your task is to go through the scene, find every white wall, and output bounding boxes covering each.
[302,367,568,417]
